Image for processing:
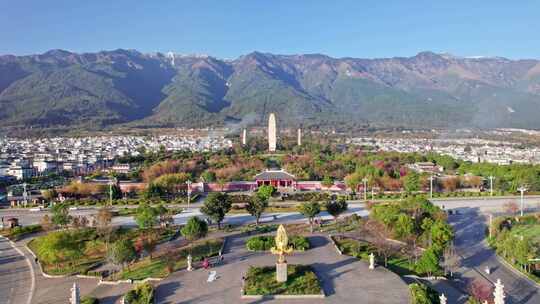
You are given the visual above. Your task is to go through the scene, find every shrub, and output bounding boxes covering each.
[124,282,154,304]
[246,235,310,251]
[7,224,42,240]
[81,297,99,304]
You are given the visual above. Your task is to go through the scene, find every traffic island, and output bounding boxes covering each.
[241,265,324,299]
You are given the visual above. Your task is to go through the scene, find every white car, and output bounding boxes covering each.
[69,207,79,211]
[29,207,43,212]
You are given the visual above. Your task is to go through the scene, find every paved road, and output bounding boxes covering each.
[0,237,33,304]
[433,198,540,304]
[155,234,410,304]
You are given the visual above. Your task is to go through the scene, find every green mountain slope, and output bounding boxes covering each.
[1,49,540,130]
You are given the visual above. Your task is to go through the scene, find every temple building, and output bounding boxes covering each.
[254,169,296,189]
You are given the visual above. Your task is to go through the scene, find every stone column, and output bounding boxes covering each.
[276,262,287,282]
[187,254,193,271]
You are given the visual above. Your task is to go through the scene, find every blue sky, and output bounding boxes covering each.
[1,1,539,59]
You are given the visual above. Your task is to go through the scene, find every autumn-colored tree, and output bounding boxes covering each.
[468,279,494,304]
[503,201,519,215]
[441,177,460,192]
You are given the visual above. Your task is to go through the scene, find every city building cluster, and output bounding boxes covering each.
[348,136,540,165]
[0,135,232,181]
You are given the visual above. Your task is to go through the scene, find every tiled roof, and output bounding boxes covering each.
[254,170,296,181]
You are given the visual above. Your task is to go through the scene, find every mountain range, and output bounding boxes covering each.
[2,49,540,131]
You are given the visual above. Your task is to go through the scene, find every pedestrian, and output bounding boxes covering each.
[34,257,38,264]
[202,258,210,269]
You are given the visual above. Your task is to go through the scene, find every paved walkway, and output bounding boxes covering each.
[14,237,131,304]
[0,236,33,304]
[155,233,410,304]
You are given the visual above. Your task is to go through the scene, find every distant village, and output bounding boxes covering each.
[349,136,540,165]
[1,123,539,207]
[0,135,232,181]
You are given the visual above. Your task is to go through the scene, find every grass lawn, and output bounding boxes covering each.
[28,227,178,276]
[333,236,417,276]
[115,238,224,280]
[28,229,107,276]
[244,265,321,295]
[511,224,540,245]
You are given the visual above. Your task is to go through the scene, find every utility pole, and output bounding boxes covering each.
[109,182,113,206]
[518,186,527,216]
[109,177,117,206]
[22,183,28,206]
[362,178,368,201]
[488,176,495,196]
[186,180,192,209]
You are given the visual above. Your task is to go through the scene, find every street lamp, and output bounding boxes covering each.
[518,186,527,216]
[362,178,368,201]
[429,176,435,199]
[186,180,192,209]
[488,176,495,196]
[109,177,117,206]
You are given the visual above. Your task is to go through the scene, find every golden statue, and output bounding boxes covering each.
[271,225,293,263]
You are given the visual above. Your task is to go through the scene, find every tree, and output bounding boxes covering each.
[41,189,58,203]
[246,194,268,226]
[51,203,70,228]
[96,206,113,249]
[201,171,216,182]
[467,278,493,304]
[40,214,52,231]
[181,216,208,254]
[321,175,334,188]
[503,201,519,215]
[256,185,275,201]
[181,216,208,242]
[138,231,159,259]
[135,203,158,230]
[155,203,172,227]
[430,220,454,250]
[325,198,348,223]
[109,183,123,200]
[143,183,165,199]
[415,247,440,277]
[108,239,136,270]
[344,173,360,193]
[367,220,395,267]
[404,172,420,193]
[298,201,321,233]
[441,177,459,192]
[442,242,460,277]
[394,214,414,239]
[201,192,231,229]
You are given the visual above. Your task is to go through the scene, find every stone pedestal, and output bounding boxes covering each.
[276,262,288,282]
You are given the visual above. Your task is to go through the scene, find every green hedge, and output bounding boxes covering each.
[246,235,310,251]
[124,282,154,304]
[3,224,42,240]
[244,265,321,295]
[409,283,440,304]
